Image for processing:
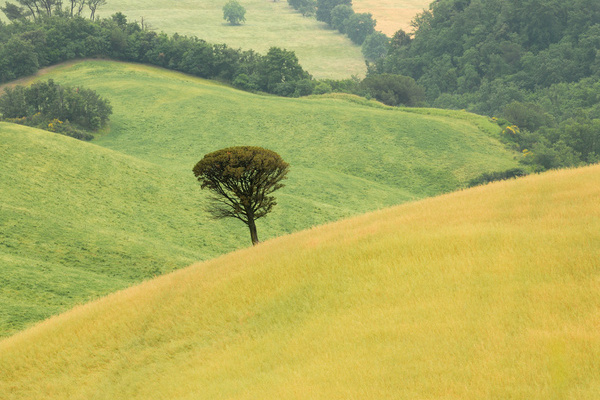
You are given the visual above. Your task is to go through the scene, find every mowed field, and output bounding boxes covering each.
[0,60,518,336]
[354,0,431,35]
[98,0,365,79]
[1,165,599,399]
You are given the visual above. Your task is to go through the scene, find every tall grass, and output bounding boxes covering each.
[1,164,599,399]
[0,60,517,336]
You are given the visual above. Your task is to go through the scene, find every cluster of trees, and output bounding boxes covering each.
[0,10,425,104]
[370,0,600,171]
[0,12,312,95]
[287,0,389,61]
[0,79,112,139]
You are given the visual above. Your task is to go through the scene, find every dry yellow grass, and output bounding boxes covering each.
[1,165,599,399]
[353,0,431,35]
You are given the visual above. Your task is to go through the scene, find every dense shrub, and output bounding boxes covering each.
[361,74,426,106]
[0,80,111,140]
[467,168,528,187]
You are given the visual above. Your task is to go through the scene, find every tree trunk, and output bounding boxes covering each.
[247,217,259,246]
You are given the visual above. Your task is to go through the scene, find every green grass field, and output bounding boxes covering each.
[1,164,598,399]
[97,0,366,79]
[0,60,517,337]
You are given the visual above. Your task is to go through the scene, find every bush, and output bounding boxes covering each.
[313,81,333,94]
[361,73,426,106]
[0,80,112,140]
[467,168,528,187]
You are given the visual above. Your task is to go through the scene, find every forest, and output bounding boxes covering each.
[374,0,600,169]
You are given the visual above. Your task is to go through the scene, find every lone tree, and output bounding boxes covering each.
[223,0,246,25]
[193,146,289,245]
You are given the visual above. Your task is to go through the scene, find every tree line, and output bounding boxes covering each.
[0,10,428,104]
[287,0,390,62]
[0,12,312,96]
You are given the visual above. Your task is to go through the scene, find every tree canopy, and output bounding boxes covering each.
[223,0,246,25]
[192,146,289,245]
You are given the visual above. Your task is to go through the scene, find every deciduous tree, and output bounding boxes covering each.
[193,146,289,245]
[223,0,246,25]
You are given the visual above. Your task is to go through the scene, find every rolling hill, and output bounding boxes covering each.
[1,164,598,399]
[97,0,366,79]
[0,60,517,337]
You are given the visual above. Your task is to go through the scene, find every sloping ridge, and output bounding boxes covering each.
[1,164,599,399]
[1,60,519,337]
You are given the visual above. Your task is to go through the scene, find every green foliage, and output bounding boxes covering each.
[0,1,28,20]
[330,4,353,33]
[258,47,311,93]
[0,14,313,97]
[0,79,112,136]
[374,0,600,171]
[222,0,246,25]
[0,36,39,82]
[502,101,554,132]
[361,31,389,62]
[287,0,316,17]
[344,12,375,45]
[312,81,332,94]
[315,0,350,25]
[467,168,528,187]
[361,73,425,107]
[193,146,289,245]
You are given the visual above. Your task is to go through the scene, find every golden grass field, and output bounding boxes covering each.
[1,164,599,399]
[353,0,431,35]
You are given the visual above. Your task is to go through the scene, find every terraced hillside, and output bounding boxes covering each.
[1,165,598,399]
[0,60,517,336]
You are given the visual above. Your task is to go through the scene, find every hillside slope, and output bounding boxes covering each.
[1,165,599,399]
[98,0,365,79]
[0,60,517,336]
[0,122,243,337]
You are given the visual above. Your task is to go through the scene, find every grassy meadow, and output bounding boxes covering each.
[1,164,599,399]
[94,0,365,79]
[353,0,430,35]
[0,60,518,336]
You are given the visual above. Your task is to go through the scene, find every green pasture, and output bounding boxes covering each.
[0,60,517,336]
[95,0,366,79]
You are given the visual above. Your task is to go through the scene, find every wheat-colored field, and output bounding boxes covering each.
[353,0,431,35]
[1,164,598,399]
